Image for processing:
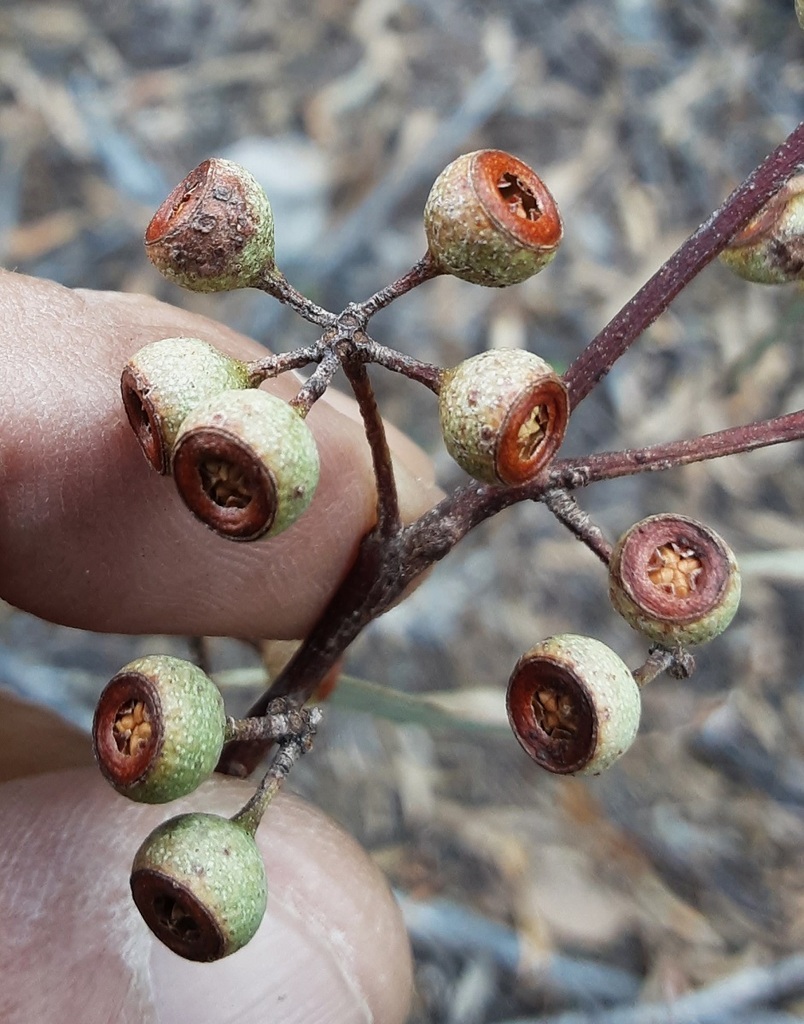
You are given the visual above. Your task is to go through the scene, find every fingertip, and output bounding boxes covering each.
[0,768,413,1024]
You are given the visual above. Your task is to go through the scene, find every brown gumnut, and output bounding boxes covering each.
[608,514,741,646]
[145,158,276,292]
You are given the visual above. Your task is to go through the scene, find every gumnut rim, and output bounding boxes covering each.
[173,427,281,540]
[424,149,563,286]
[93,671,164,791]
[471,150,563,251]
[494,367,569,484]
[130,812,268,962]
[439,349,569,485]
[608,513,741,647]
[121,364,169,472]
[506,634,641,776]
[144,158,276,292]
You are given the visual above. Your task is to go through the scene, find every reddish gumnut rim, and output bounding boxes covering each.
[130,869,225,962]
[172,429,278,541]
[472,150,563,250]
[609,514,741,645]
[506,654,595,774]
[144,160,209,245]
[93,673,163,790]
[495,374,569,485]
[121,365,169,472]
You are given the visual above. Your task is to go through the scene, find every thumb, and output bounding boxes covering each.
[0,767,413,1024]
[0,270,441,637]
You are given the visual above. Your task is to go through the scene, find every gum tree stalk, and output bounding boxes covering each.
[213,123,804,777]
[564,120,804,407]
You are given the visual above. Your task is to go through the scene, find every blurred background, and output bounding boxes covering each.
[1,0,804,1020]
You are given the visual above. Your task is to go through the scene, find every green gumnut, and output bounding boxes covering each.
[130,812,268,962]
[121,336,252,474]
[424,150,563,287]
[719,174,804,284]
[171,388,320,541]
[92,655,226,804]
[506,633,641,776]
[145,158,276,293]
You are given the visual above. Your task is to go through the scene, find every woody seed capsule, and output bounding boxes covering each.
[121,337,251,474]
[92,655,226,804]
[424,150,563,287]
[608,514,741,646]
[438,348,569,485]
[145,158,276,292]
[506,634,641,775]
[130,812,267,961]
[172,388,320,541]
[719,174,804,284]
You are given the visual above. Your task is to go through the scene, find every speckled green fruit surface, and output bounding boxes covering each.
[121,336,251,474]
[608,514,741,647]
[719,174,804,284]
[130,812,268,962]
[438,348,568,485]
[172,388,320,541]
[145,158,276,292]
[424,149,563,286]
[506,634,641,776]
[93,655,226,804]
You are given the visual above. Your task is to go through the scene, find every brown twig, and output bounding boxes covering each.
[541,489,612,565]
[257,269,336,327]
[548,408,804,488]
[354,253,443,319]
[217,122,804,777]
[563,120,804,408]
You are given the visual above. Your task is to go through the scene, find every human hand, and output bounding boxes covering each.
[0,271,442,1024]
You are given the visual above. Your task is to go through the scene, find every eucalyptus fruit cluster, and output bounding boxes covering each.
[506,514,741,775]
[97,118,804,960]
[93,653,320,961]
[122,334,319,542]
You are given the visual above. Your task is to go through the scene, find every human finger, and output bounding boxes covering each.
[0,767,413,1024]
[0,271,442,637]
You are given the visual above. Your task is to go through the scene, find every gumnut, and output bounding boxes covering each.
[92,655,226,804]
[145,158,276,292]
[438,348,569,485]
[424,149,563,286]
[506,633,641,775]
[130,811,267,961]
[608,513,741,646]
[719,174,804,284]
[171,388,320,541]
[121,336,251,474]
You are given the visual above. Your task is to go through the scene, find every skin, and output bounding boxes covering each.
[0,270,444,1024]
